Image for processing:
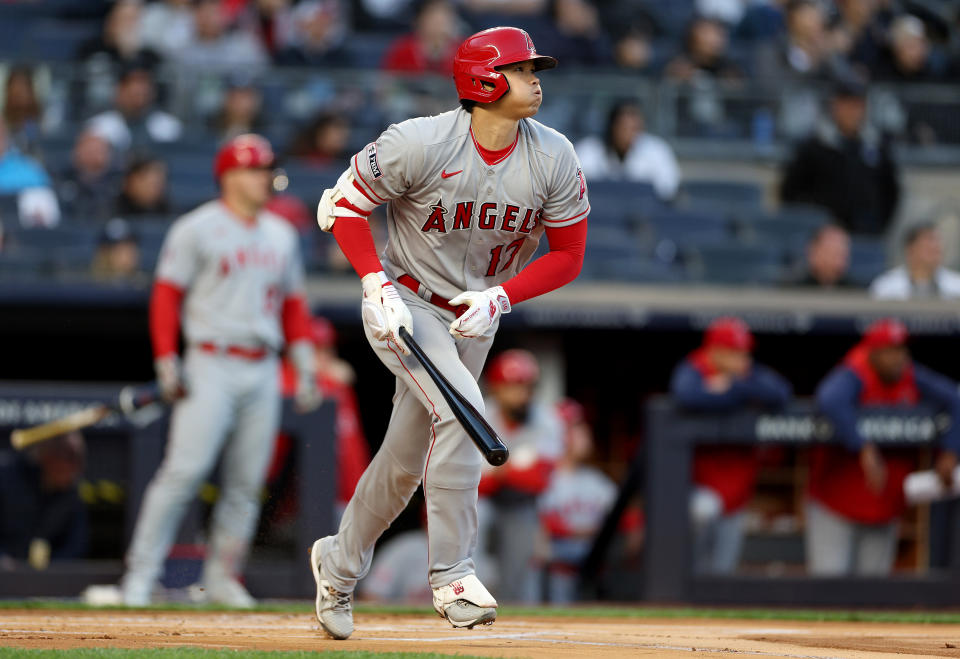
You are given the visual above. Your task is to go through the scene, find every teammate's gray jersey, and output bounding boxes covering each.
[349,108,590,300]
[156,200,305,350]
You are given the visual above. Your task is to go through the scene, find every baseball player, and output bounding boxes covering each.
[311,27,589,639]
[120,134,318,607]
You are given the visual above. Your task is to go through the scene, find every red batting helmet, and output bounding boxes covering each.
[486,349,539,386]
[453,27,557,103]
[703,317,755,352]
[213,133,275,180]
[310,317,337,348]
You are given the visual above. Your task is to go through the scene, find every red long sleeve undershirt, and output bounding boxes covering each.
[330,215,587,304]
[150,281,314,359]
[150,280,184,359]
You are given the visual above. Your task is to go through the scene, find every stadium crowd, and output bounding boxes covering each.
[0,0,959,288]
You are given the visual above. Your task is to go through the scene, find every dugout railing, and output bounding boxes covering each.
[0,382,336,599]
[588,397,960,606]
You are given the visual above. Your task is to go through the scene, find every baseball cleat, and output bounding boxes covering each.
[202,578,256,609]
[310,538,354,640]
[441,599,497,628]
[432,574,498,630]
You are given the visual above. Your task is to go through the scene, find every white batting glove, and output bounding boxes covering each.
[154,354,187,403]
[289,340,323,413]
[448,286,511,339]
[361,271,413,354]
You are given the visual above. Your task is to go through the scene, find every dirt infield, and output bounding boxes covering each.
[4,609,960,658]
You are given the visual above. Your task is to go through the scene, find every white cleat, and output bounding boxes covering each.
[432,574,498,629]
[310,538,354,640]
[203,577,257,609]
[120,575,153,607]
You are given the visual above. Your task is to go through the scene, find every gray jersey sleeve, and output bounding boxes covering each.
[349,121,425,204]
[541,139,590,228]
[156,218,200,288]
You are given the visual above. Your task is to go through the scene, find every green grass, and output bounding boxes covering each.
[3,599,960,624]
[0,651,490,659]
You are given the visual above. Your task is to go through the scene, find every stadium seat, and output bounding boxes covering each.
[848,237,889,286]
[642,209,732,259]
[587,181,663,228]
[685,242,785,285]
[25,20,101,61]
[679,180,765,212]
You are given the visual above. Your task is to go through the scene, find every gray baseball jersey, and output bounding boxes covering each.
[350,107,589,299]
[156,200,305,351]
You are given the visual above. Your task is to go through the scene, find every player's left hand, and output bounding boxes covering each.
[289,340,323,413]
[448,286,511,339]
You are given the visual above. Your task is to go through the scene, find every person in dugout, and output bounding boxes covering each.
[670,317,792,574]
[477,349,564,603]
[809,318,960,575]
[277,317,370,521]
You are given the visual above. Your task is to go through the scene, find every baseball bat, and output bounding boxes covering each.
[398,327,509,466]
[10,383,163,451]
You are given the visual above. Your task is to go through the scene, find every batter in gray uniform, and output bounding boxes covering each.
[311,27,589,638]
[121,135,319,607]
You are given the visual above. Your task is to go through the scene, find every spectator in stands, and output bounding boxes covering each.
[870,223,960,300]
[2,66,42,156]
[461,0,547,20]
[538,399,617,603]
[86,61,183,154]
[810,319,960,575]
[780,77,899,235]
[0,119,60,228]
[873,14,943,82]
[612,26,655,73]
[735,0,788,42]
[90,217,142,282]
[382,0,461,75]
[56,130,119,224]
[238,0,295,58]
[536,0,613,69]
[288,111,351,169]
[670,317,792,574]
[0,432,88,568]
[115,156,170,218]
[140,0,196,59]
[793,224,855,288]
[575,100,680,200]
[665,16,742,82]
[829,0,886,72]
[478,350,564,603]
[274,0,349,67]
[210,78,265,142]
[755,0,842,83]
[174,0,269,76]
[77,0,161,72]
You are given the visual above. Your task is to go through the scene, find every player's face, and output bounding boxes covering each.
[870,345,909,383]
[229,167,274,208]
[493,61,542,119]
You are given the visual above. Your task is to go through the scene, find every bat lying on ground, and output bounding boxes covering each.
[397,327,509,466]
[10,382,163,451]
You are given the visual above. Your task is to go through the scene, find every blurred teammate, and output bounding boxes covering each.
[477,349,564,603]
[810,319,960,575]
[537,399,616,603]
[120,134,318,607]
[670,317,792,574]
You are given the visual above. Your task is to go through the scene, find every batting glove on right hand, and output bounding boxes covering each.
[154,354,187,403]
[448,286,511,339]
[361,271,413,355]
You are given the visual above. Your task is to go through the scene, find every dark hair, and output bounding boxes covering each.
[604,99,643,150]
[125,155,164,179]
[459,99,477,113]
[289,111,349,157]
[807,223,848,246]
[903,222,937,248]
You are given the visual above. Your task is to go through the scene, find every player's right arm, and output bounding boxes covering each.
[150,219,199,400]
[317,124,423,353]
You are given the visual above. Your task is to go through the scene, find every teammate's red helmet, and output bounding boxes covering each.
[862,318,909,349]
[486,349,539,386]
[453,27,557,103]
[213,133,275,179]
[703,317,754,352]
[310,317,337,348]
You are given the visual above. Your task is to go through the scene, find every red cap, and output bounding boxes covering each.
[213,133,275,179]
[310,317,336,348]
[862,318,909,349]
[703,317,754,352]
[453,27,557,103]
[556,398,585,426]
[486,349,539,386]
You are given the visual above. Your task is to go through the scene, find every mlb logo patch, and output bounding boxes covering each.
[576,168,586,201]
[367,143,383,179]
